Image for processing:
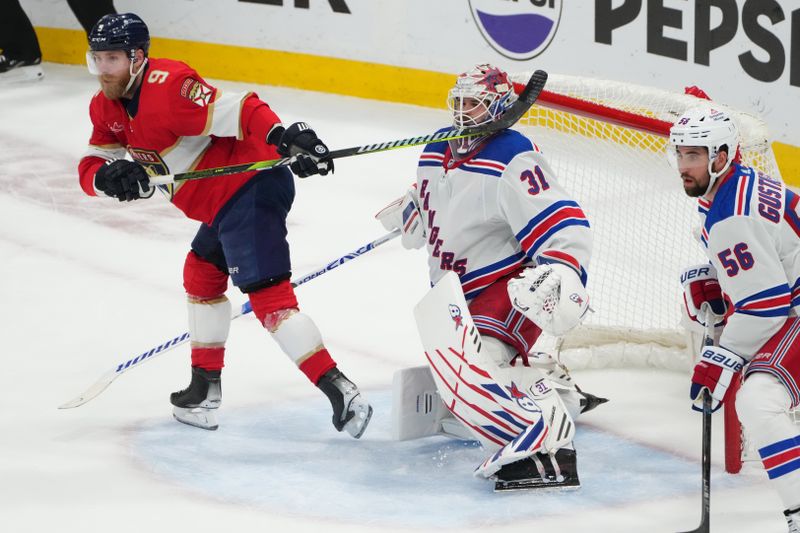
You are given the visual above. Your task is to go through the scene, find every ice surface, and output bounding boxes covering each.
[0,64,787,533]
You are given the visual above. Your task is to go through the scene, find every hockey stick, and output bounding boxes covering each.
[148,70,548,186]
[677,308,716,533]
[58,229,401,409]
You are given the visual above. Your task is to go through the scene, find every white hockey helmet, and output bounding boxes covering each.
[669,106,740,195]
[446,64,517,156]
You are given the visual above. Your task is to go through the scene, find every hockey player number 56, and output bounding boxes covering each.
[718,242,755,276]
[520,167,550,196]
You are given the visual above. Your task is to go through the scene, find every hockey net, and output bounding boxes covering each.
[509,72,785,474]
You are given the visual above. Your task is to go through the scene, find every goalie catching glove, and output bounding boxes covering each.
[375,187,426,250]
[507,263,589,336]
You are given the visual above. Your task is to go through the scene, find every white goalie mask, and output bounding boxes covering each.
[668,106,740,196]
[446,64,517,158]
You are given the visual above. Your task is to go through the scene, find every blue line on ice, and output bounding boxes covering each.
[131,391,746,527]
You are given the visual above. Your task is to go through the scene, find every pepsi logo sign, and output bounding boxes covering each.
[469,0,562,61]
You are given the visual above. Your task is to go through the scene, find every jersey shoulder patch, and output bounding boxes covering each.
[179,77,214,107]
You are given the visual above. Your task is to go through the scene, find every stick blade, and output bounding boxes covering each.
[57,370,118,409]
[517,69,549,105]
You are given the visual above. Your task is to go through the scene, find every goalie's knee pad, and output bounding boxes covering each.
[183,251,228,297]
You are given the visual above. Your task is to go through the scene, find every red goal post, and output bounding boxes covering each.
[508,72,782,474]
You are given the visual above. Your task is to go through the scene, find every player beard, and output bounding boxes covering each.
[681,173,706,197]
[99,73,132,100]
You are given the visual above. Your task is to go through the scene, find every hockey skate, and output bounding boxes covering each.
[317,368,373,439]
[0,55,43,84]
[494,448,581,492]
[786,507,800,533]
[529,352,609,414]
[170,367,222,430]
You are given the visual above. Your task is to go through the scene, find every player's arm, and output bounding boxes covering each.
[689,215,788,412]
[168,72,332,178]
[499,150,593,335]
[78,101,128,197]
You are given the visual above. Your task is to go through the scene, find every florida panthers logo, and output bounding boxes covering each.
[506,381,539,412]
[469,0,563,61]
[449,304,464,330]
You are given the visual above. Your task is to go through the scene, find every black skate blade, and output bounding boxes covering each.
[579,392,609,414]
[494,476,580,493]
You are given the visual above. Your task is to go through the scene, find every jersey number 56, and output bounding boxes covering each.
[717,242,755,276]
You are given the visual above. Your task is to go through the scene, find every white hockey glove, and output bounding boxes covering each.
[374,188,426,250]
[680,263,728,327]
[507,263,589,336]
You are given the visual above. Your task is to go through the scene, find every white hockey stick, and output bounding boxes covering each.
[58,229,400,409]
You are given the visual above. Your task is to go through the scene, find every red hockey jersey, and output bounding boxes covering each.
[78,58,283,224]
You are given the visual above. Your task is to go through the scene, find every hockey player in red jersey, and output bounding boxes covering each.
[672,106,800,532]
[77,13,371,437]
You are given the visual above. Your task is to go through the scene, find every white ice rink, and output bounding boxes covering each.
[0,64,788,532]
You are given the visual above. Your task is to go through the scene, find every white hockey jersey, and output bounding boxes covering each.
[698,163,800,359]
[415,128,592,301]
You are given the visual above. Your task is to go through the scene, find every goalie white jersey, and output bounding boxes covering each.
[415,128,592,301]
[698,163,800,359]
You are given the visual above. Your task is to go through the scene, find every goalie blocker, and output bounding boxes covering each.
[403,272,606,491]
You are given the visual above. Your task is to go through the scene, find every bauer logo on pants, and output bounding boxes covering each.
[469,0,562,61]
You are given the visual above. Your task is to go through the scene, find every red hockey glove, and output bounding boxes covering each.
[690,345,745,412]
[680,264,728,327]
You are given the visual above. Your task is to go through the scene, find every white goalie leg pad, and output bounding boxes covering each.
[187,295,231,347]
[414,272,576,478]
[269,311,325,365]
[391,365,471,441]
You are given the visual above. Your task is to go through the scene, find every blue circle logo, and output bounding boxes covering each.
[469,0,563,61]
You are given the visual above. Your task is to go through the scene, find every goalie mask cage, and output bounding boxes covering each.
[508,72,786,475]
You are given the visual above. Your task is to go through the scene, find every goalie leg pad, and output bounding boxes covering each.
[415,273,576,476]
[391,365,470,441]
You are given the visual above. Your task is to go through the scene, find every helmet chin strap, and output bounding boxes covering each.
[124,56,148,95]
[703,152,733,196]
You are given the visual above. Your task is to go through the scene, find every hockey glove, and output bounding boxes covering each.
[507,263,590,336]
[690,345,746,412]
[95,160,154,202]
[680,263,728,327]
[268,122,334,178]
[374,187,426,249]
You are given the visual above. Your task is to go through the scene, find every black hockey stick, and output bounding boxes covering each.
[149,70,548,186]
[678,309,717,533]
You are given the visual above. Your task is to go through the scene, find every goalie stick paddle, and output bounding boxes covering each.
[148,70,549,186]
[677,309,716,533]
[57,229,400,410]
